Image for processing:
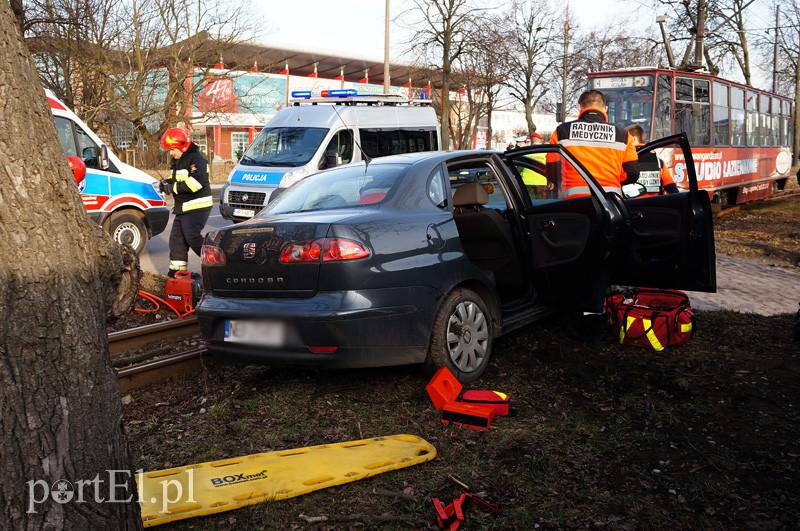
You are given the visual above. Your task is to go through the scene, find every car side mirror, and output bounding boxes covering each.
[321,150,341,170]
[67,155,86,185]
[622,182,647,199]
[98,144,110,170]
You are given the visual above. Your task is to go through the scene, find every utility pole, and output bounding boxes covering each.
[561,7,569,122]
[384,0,391,94]
[656,15,676,68]
[773,4,780,93]
[694,0,706,69]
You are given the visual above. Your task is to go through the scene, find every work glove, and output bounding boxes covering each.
[158,179,172,195]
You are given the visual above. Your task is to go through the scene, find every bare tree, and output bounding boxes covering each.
[26,0,254,165]
[771,0,800,173]
[407,0,483,149]
[0,0,142,527]
[502,0,555,134]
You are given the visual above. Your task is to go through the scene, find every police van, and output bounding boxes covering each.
[48,90,168,253]
[219,90,440,221]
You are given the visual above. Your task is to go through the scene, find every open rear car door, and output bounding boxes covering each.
[612,133,716,292]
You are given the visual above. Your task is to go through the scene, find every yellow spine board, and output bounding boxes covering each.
[137,434,436,527]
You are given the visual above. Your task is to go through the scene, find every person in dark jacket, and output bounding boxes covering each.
[159,127,213,276]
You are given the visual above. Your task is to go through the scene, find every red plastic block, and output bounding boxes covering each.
[441,401,495,431]
[461,390,510,416]
[426,367,462,410]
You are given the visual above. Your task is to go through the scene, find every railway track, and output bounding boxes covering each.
[109,317,207,392]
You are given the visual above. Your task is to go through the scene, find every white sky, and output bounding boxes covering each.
[254,0,777,89]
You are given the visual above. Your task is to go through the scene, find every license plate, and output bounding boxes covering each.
[233,208,255,218]
[224,320,285,347]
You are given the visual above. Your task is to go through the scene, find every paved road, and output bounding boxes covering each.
[688,254,800,316]
[138,188,232,275]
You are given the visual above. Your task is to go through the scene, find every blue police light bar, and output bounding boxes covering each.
[326,89,358,98]
[290,91,312,99]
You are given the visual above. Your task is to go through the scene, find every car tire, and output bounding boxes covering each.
[105,210,147,254]
[426,288,493,384]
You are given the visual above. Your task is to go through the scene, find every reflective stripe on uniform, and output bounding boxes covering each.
[169,260,188,271]
[559,139,628,151]
[563,185,622,198]
[181,195,213,212]
[174,169,190,181]
[172,182,179,194]
[185,177,203,193]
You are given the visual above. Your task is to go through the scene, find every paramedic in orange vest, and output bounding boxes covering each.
[625,124,679,197]
[548,90,639,199]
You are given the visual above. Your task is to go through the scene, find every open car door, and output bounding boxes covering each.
[611,133,716,292]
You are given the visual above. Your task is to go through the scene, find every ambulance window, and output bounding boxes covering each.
[54,116,78,157]
[74,124,100,169]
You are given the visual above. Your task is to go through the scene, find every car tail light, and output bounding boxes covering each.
[201,244,226,266]
[279,240,322,263]
[322,238,370,262]
[308,346,338,353]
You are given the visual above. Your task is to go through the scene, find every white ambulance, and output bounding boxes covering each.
[48,90,168,253]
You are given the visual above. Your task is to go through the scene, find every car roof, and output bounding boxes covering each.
[367,150,498,167]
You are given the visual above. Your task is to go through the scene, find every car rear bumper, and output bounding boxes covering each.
[197,286,441,368]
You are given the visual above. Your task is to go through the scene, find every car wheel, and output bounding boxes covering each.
[105,210,147,254]
[426,288,493,383]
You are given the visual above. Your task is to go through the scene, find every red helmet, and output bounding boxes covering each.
[160,127,192,152]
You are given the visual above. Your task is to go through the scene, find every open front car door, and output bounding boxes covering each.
[612,133,716,292]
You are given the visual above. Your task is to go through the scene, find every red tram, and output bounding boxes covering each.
[587,68,794,205]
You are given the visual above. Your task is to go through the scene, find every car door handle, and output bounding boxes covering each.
[541,219,556,229]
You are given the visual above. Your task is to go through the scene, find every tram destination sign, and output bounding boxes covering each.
[592,76,651,89]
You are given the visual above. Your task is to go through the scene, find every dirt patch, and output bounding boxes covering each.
[107,272,175,332]
[123,311,799,529]
[715,194,800,268]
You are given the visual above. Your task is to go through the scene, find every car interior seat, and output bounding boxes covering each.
[452,182,523,291]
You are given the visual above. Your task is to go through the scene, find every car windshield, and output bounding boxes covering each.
[592,76,655,137]
[261,164,408,215]
[240,127,328,167]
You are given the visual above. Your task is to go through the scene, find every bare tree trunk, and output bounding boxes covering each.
[441,42,452,150]
[695,0,707,68]
[793,53,800,176]
[0,3,142,529]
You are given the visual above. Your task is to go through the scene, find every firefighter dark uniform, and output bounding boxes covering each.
[632,152,679,197]
[547,107,639,198]
[160,128,212,275]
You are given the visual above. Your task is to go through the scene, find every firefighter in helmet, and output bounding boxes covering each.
[159,127,213,277]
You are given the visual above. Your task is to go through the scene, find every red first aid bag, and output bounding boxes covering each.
[605,289,694,351]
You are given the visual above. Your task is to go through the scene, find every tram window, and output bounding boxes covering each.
[772,115,780,146]
[676,77,693,102]
[783,100,791,116]
[675,77,711,146]
[759,94,770,113]
[730,87,746,146]
[747,112,759,146]
[746,91,757,112]
[652,75,672,138]
[695,80,710,102]
[712,82,729,146]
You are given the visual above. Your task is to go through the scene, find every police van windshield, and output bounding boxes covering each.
[592,76,654,138]
[240,127,328,167]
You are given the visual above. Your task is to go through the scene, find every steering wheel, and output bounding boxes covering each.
[604,192,632,246]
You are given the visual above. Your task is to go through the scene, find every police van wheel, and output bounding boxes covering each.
[425,288,493,384]
[105,210,147,254]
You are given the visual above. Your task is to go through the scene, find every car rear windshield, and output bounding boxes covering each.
[262,164,408,215]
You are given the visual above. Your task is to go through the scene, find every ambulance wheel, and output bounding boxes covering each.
[105,210,147,254]
[426,288,493,384]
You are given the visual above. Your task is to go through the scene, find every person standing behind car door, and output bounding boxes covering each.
[548,90,640,199]
[625,124,679,197]
[159,127,213,277]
